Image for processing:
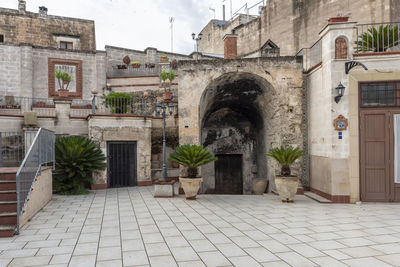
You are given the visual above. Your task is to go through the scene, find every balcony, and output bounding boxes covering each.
[355,22,400,55]
[0,96,56,117]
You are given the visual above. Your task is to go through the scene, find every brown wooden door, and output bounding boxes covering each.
[360,111,391,201]
[215,155,243,194]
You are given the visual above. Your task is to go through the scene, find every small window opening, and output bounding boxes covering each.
[0,35,4,43]
[60,41,73,50]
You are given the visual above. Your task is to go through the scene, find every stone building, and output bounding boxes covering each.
[1,0,400,203]
[198,0,400,57]
[0,1,96,51]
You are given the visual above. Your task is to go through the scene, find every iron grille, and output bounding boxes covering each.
[360,81,400,107]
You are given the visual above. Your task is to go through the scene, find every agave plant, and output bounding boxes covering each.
[266,146,304,176]
[54,136,106,195]
[169,145,218,178]
[355,24,400,52]
[55,70,72,90]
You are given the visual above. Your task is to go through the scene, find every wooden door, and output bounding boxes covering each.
[107,142,137,188]
[360,111,391,201]
[215,155,243,194]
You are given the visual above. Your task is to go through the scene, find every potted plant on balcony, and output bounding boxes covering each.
[160,54,169,62]
[131,61,141,68]
[55,70,72,98]
[266,146,304,202]
[102,92,132,114]
[169,145,217,200]
[160,70,175,101]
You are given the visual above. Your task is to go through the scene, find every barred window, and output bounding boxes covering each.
[360,82,400,107]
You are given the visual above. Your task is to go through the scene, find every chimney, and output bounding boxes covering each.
[39,6,48,16]
[223,34,238,59]
[18,0,26,14]
[223,5,226,21]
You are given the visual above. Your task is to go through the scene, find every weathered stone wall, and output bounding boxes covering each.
[198,0,394,57]
[0,7,96,51]
[178,57,304,192]
[0,43,106,100]
[88,116,152,184]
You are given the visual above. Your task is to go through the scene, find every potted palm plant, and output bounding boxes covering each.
[355,24,399,52]
[160,70,175,101]
[169,145,217,199]
[55,70,72,98]
[266,146,304,202]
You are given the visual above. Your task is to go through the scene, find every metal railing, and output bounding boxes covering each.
[0,132,25,167]
[107,64,160,78]
[297,38,322,72]
[93,95,156,116]
[70,99,93,118]
[356,22,400,53]
[0,96,55,117]
[16,128,55,234]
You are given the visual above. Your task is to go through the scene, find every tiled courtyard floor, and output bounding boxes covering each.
[1,187,400,267]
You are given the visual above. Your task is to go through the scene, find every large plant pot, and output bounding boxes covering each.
[179,177,202,200]
[252,179,269,195]
[275,176,299,202]
[163,91,173,101]
[58,89,69,98]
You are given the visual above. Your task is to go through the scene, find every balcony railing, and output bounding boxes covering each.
[0,132,25,167]
[297,38,322,72]
[0,96,56,117]
[107,64,161,78]
[355,22,400,53]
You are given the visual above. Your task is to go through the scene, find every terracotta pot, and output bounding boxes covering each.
[275,176,299,202]
[131,64,140,68]
[163,91,173,101]
[252,179,269,195]
[172,162,179,168]
[160,57,169,62]
[58,89,69,98]
[179,177,203,200]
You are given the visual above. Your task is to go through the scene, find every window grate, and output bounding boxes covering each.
[360,81,400,107]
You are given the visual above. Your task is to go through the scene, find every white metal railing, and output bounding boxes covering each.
[297,38,322,72]
[356,22,400,53]
[16,128,55,234]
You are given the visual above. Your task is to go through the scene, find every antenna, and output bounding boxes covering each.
[169,17,175,53]
[209,7,216,19]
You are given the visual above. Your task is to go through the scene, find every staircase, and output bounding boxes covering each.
[0,168,18,237]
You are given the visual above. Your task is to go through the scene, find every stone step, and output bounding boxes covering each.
[0,201,17,212]
[0,225,16,237]
[304,191,332,204]
[0,212,17,225]
[0,172,16,181]
[0,180,16,191]
[0,191,17,201]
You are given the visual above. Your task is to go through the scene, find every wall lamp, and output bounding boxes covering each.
[334,82,346,104]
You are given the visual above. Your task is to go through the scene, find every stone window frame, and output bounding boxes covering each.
[335,36,348,59]
[48,58,83,99]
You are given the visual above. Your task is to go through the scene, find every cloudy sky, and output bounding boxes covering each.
[2,0,264,54]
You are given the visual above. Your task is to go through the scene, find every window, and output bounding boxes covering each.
[60,41,73,50]
[335,37,347,59]
[360,81,400,107]
[0,35,4,43]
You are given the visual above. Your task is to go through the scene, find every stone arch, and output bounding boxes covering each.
[335,37,348,59]
[199,72,273,194]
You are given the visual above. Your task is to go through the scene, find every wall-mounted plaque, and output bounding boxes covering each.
[48,58,83,99]
[333,115,348,131]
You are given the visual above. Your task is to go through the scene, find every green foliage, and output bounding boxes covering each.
[55,70,72,90]
[266,146,304,176]
[131,61,141,66]
[160,54,168,59]
[102,92,132,114]
[355,24,400,52]
[160,69,175,82]
[169,145,217,178]
[54,136,106,195]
